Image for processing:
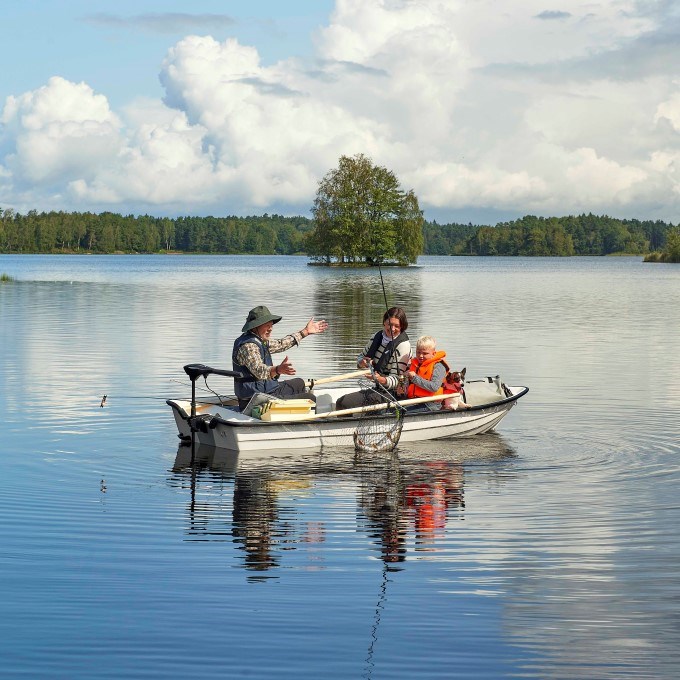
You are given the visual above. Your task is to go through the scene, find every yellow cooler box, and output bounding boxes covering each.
[257,398,315,421]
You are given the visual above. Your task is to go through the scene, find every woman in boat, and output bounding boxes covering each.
[402,335,448,410]
[335,307,411,411]
[232,305,328,411]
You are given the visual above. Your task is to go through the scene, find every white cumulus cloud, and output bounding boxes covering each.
[1,76,122,187]
[656,89,680,132]
[1,0,679,222]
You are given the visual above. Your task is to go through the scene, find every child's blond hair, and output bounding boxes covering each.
[416,335,436,351]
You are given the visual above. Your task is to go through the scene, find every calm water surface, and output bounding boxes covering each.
[1,254,679,679]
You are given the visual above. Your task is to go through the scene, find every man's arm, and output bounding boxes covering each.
[268,317,328,353]
[267,332,303,354]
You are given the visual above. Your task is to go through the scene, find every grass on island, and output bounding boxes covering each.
[645,229,680,263]
[1,273,15,282]
[644,251,680,263]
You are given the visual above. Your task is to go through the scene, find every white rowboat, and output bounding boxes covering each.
[167,364,528,452]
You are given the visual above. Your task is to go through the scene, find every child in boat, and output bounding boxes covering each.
[403,336,448,409]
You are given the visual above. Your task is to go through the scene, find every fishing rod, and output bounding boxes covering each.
[96,372,239,408]
[171,378,221,392]
[350,237,408,452]
[368,235,403,391]
[97,394,231,404]
[376,257,390,314]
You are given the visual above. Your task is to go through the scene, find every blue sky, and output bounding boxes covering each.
[1,1,334,109]
[1,0,679,223]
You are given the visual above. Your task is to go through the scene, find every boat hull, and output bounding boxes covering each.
[168,384,528,452]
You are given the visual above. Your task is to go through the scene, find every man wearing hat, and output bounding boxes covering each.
[232,305,329,411]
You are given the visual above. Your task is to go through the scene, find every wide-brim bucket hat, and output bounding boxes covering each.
[242,305,282,332]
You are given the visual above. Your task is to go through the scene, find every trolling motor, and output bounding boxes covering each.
[183,362,242,419]
[182,364,243,456]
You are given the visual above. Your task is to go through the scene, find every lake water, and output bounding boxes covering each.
[1,254,679,679]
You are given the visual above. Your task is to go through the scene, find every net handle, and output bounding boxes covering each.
[300,393,449,421]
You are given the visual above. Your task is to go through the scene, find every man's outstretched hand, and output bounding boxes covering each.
[304,317,328,335]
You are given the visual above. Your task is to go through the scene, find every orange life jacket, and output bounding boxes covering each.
[406,351,449,398]
[443,378,462,394]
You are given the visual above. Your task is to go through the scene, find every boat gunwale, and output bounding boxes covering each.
[167,386,529,429]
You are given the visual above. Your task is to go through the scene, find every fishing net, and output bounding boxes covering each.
[353,379,406,453]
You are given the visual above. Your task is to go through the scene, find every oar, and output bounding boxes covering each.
[307,369,366,389]
[298,392,450,420]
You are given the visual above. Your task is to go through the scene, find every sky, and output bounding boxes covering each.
[1,0,678,224]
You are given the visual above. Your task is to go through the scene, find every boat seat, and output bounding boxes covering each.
[315,392,334,414]
[464,377,507,406]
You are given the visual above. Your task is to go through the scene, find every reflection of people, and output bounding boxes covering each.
[358,456,408,564]
[406,482,447,541]
[231,472,326,574]
[232,305,328,411]
[232,473,280,572]
[336,307,411,411]
[402,336,448,408]
[406,462,465,548]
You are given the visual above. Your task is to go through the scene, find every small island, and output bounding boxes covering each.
[306,154,422,266]
[644,227,680,263]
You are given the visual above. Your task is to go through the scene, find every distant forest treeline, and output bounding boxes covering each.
[423,214,673,256]
[0,208,675,256]
[0,209,313,255]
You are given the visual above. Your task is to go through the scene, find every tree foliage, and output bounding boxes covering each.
[644,226,680,263]
[423,214,676,256]
[1,206,676,258]
[0,209,312,255]
[308,154,424,265]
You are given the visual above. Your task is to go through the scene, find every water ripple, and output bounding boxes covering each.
[2,255,680,679]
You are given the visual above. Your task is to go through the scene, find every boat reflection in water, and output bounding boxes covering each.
[171,445,331,577]
[169,436,516,576]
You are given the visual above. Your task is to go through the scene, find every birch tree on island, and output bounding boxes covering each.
[308,154,424,265]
